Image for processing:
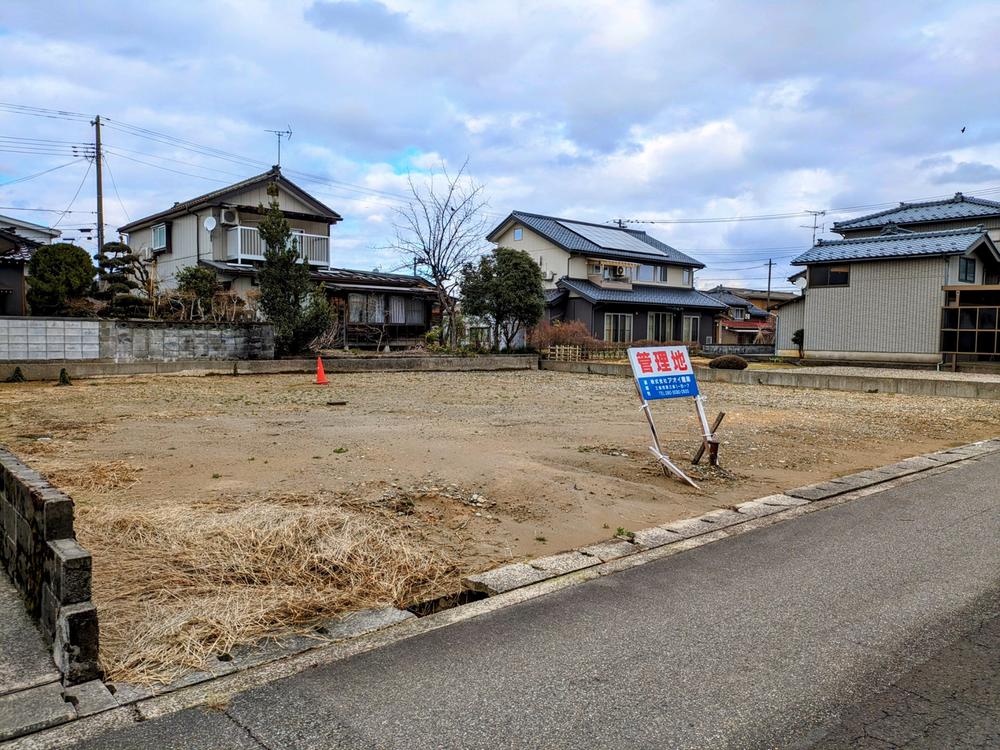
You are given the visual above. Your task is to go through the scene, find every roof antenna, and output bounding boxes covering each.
[265,126,293,166]
[800,210,826,245]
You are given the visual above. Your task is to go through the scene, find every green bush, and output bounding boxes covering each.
[708,354,748,370]
[27,243,96,316]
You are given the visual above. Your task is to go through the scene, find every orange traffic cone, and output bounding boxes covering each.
[315,357,329,385]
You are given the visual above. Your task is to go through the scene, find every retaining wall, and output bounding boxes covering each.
[0,449,99,684]
[702,345,775,356]
[1,354,539,381]
[0,317,274,363]
[539,359,1000,400]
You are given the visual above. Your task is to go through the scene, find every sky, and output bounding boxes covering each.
[2,0,1000,292]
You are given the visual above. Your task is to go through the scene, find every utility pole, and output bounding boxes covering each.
[766,258,774,310]
[92,115,104,252]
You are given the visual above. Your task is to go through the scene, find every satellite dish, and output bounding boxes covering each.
[203,216,218,232]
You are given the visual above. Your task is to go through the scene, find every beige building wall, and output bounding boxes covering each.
[775,297,805,356]
[493,224,584,288]
[802,256,948,362]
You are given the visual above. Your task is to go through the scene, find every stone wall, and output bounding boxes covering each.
[0,317,275,362]
[0,449,99,684]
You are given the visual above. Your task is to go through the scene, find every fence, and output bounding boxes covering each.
[0,317,275,363]
[702,344,775,357]
[544,342,702,362]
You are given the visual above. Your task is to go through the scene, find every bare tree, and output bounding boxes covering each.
[390,160,489,348]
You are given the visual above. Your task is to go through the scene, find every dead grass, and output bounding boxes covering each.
[80,495,461,685]
[47,460,142,493]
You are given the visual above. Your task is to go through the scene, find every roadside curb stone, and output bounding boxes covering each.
[0,681,75,741]
[528,552,597,575]
[662,517,719,538]
[63,680,117,717]
[733,501,786,519]
[756,494,809,507]
[579,539,638,562]
[463,563,551,595]
[631,527,683,549]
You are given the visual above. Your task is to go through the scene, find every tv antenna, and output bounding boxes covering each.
[265,126,293,165]
[800,210,826,245]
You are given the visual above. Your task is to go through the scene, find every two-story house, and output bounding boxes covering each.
[703,288,772,345]
[486,211,724,345]
[0,215,61,316]
[778,193,1000,366]
[119,166,437,347]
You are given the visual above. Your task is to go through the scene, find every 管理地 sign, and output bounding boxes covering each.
[627,345,699,400]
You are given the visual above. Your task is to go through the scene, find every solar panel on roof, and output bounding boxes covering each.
[556,221,664,256]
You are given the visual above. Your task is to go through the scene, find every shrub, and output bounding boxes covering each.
[708,354,748,370]
[27,243,96,316]
[528,320,600,349]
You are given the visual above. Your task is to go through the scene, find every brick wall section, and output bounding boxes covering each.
[0,317,275,362]
[0,448,100,684]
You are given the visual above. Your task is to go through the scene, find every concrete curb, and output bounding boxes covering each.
[538,359,1000,400]
[1,355,538,381]
[463,438,1000,596]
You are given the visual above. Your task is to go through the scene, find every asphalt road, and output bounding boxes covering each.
[67,453,1000,750]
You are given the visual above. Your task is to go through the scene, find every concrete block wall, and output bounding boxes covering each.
[0,449,100,684]
[0,317,274,362]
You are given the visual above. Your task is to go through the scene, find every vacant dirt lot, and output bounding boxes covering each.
[1,370,997,682]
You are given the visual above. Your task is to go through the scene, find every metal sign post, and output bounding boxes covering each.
[627,345,709,488]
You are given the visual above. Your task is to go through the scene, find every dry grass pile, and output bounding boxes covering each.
[80,497,461,685]
[47,460,141,493]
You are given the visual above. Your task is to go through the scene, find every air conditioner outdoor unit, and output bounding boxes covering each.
[544,271,556,281]
[140,246,153,261]
[705,336,713,345]
[612,265,626,277]
[219,208,239,226]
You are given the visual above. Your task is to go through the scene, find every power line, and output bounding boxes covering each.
[102,153,130,223]
[52,160,93,229]
[0,159,86,187]
[0,205,96,214]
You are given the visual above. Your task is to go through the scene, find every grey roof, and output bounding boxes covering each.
[543,288,567,305]
[833,193,1000,231]
[792,227,997,265]
[120,166,342,233]
[706,285,799,302]
[557,277,725,309]
[0,214,61,238]
[200,260,434,292]
[703,289,770,318]
[487,211,705,268]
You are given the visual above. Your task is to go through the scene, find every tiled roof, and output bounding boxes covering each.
[543,288,567,305]
[703,289,770,318]
[488,211,705,268]
[0,228,39,263]
[833,193,1000,231]
[792,227,995,265]
[199,260,434,290]
[706,285,799,302]
[556,277,726,309]
[120,166,342,232]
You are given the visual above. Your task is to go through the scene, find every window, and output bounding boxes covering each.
[151,223,167,252]
[348,293,365,324]
[682,268,693,286]
[810,264,850,287]
[637,264,668,283]
[405,298,425,325]
[348,293,386,324]
[649,312,673,342]
[604,313,633,343]
[513,227,523,241]
[959,257,976,284]
[682,315,700,342]
[389,296,406,324]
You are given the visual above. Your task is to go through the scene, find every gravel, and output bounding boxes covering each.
[788,365,1000,383]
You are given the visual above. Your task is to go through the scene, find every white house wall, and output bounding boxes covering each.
[493,225,586,286]
[775,297,805,356]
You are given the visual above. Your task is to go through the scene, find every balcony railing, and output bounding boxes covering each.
[225,225,329,266]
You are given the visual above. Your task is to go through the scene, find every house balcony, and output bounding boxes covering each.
[225,225,330,266]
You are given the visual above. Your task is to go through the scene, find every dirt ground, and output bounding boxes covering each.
[2,370,997,682]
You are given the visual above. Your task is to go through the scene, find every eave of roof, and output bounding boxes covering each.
[0,215,61,237]
[119,167,342,232]
[832,192,1000,231]
[791,227,998,266]
[487,210,705,268]
[199,259,433,289]
[556,277,726,309]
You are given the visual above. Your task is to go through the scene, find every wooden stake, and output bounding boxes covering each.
[692,411,726,465]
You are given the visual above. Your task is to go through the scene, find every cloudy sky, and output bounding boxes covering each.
[2,0,999,291]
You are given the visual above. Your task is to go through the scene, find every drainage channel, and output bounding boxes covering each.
[406,589,488,617]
